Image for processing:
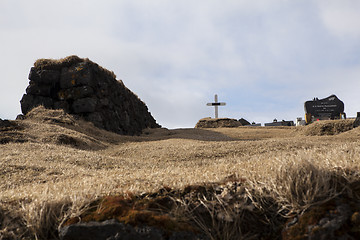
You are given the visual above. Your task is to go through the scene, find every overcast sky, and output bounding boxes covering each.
[1,0,360,128]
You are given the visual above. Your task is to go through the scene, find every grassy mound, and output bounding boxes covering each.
[302,119,354,136]
[25,106,76,125]
[195,118,241,128]
[337,124,360,139]
[1,106,124,150]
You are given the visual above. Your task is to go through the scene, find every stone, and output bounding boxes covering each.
[86,112,104,128]
[58,86,94,100]
[28,67,40,82]
[59,219,163,240]
[29,67,61,84]
[72,98,97,113]
[59,219,207,240]
[60,62,93,89]
[238,118,250,126]
[20,94,35,114]
[304,95,345,121]
[54,101,70,112]
[26,82,52,96]
[353,112,360,128]
[20,94,53,114]
[20,56,160,135]
[38,69,61,84]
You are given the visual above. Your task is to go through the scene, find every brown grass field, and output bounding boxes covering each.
[1,107,360,239]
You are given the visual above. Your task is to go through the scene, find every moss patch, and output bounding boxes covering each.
[64,194,197,234]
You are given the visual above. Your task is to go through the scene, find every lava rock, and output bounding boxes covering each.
[20,56,160,135]
[58,86,94,100]
[29,67,61,84]
[26,82,52,97]
[72,98,97,113]
[20,94,53,114]
[60,62,93,88]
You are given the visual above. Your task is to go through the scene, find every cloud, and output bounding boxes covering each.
[317,0,360,40]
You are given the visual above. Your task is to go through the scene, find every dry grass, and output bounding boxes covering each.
[33,55,117,79]
[300,119,354,136]
[1,107,360,239]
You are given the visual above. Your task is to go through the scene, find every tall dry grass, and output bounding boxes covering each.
[1,109,360,239]
[33,55,117,79]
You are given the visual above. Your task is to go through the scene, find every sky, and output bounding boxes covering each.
[1,0,360,129]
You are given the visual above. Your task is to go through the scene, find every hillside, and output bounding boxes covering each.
[1,107,359,239]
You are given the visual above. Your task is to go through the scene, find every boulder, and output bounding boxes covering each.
[20,56,160,135]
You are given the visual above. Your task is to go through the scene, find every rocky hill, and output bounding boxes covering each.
[20,55,160,135]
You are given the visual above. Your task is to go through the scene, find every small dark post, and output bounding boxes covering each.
[353,112,360,128]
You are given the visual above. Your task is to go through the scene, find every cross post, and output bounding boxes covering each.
[206,94,226,118]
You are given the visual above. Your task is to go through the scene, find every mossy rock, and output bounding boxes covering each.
[195,118,242,128]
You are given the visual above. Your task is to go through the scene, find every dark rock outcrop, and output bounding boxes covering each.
[20,55,160,135]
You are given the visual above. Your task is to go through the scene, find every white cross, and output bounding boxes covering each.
[206,94,226,118]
